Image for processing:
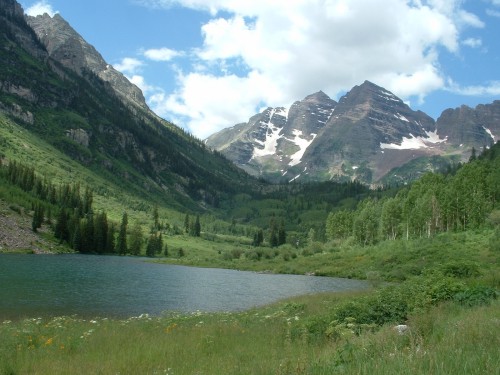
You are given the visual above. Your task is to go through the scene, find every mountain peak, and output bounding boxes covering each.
[27,12,148,111]
[304,90,331,103]
[339,80,402,107]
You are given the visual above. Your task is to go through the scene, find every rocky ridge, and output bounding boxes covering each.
[207,81,499,184]
[27,13,148,112]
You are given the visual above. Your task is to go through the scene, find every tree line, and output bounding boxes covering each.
[2,160,169,257]
[326,143,500,245]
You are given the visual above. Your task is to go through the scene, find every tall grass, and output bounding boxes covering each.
[1,296,498,374]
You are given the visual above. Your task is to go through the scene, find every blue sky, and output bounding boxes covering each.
[23,0,500,139]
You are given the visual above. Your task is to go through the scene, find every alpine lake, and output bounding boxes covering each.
[0,254,369,320]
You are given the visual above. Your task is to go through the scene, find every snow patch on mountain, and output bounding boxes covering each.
[483,126,496,142]
[380,130,447,150]
[253,108,284,158]
[394,113,409,122]
[378,91,400,103]
[288,131,317,166]
[289,167,308,183]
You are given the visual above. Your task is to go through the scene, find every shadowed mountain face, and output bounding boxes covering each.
[207,81,498,184]
[0,0,254,210]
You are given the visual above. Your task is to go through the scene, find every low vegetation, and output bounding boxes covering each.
[1,116,499,375]
[1,275,498,374]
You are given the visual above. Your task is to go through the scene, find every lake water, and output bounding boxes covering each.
[0,254,368,319]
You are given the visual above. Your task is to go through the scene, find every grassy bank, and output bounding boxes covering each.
[1,292,498,374]
[157,229,499,284]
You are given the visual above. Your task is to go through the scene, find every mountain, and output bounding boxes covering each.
[26,12,148,113]
[0,0,253,210]
[436,101,500,147]
[207,81,498,184]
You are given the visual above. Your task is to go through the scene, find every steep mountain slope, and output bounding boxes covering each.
[26,12,148,113]
[207,91,337,178]
[436,101,500,147]
[0,0,253,210]
[207,81,457,184]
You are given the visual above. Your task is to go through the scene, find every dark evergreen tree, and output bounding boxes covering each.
[146,233,163,257]
[146,234,156,257]
[31,203,44,232]
[72,221,83,252]
[83,187,93,215]
[278,219,286,246]
[129,222,143,256]
[163,241,169,257]
[54,209,69,243]
[117,212,128,255]
[194,215,201,237]
[106,223,116,254]
[469,146,477,162]
[82,213,95,252]
[269,217,278,247]
[94,211,108,254]
[152,205,159,232]
[184,214,190,234]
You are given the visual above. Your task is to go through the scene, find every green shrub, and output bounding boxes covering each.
[453,285,498,307]
[221,251,233,261]
[489,228,500,252]
[230,248,243,259]
[245,250,260,261]
[441,261,480,278]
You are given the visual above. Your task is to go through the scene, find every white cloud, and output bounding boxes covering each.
[114,57,144,74]
[462,38,482,48]
[150,71,278,139]
[486,8,500,17]
[144,47,183,61]
[137,0,487,139]
[447,80,500,96]
[24,0,57,17]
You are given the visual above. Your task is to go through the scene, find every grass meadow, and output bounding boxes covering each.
[1,293,498,374]
[1,227,498,374]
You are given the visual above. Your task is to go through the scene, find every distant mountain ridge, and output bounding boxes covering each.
[206,81,499,184]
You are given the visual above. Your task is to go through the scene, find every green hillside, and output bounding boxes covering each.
[0,2,254,214]
[1,1,499,373]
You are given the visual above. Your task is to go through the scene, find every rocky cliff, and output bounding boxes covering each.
[207,81,471,184]
[27,13,148,112]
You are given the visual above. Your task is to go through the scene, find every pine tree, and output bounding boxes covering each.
[146,233,163,257]
[55,209,69,243]
[184,214,190,234]
[152,205,159,231]
[146,234,157,257]
[194,215,201,237]
[72,220,83,252]
[129,222,143,256]
[94,212,108,254]
[106,223,116,254]
[31,203,44,232]
[117,212,128,255]
[269,217,278,247]
[157,233,163,254]
[278,219,286,246]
